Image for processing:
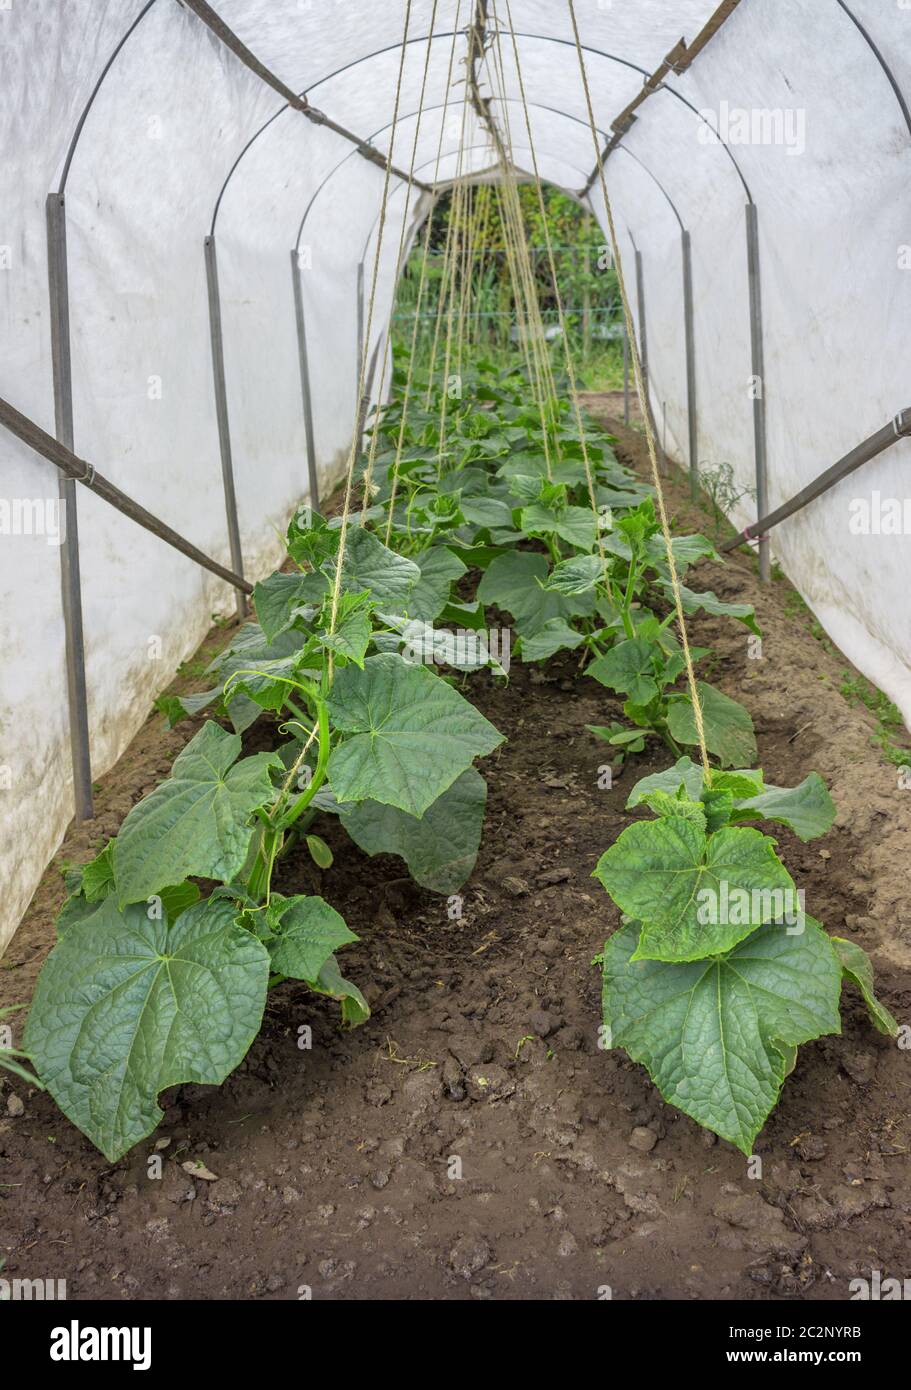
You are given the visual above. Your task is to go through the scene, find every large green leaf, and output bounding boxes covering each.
[667,682,757,768]
[731,773,835,842]
[113,721,280,905]
[832,937,898,1035]
[253,571,327,642]
[521,502,596,551]
[588,638,658,705]
[626,761,767,811]
[24,897,269,1160]
[478,550,595,637]
[323,526,419,606]
[460,496,515,531]
[594,819,796,962]
[338,767,486,893]
[327,653,503,817]
[225,652,314,714]
[542,554,605,596]
[317,591,373,667]
[399,546,467,623]
[645,532,718,572]
[266,895,359,982]
[377,615,503,673]
[161,624,311,733]
[601,917,842,1154]
[626,756,705,807]
[518,618,584,662]
[665,583,761,637]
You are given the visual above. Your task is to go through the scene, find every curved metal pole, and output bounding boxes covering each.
[357,146,594,263]
[836,0,911,138]
[218,28,751,237]
[614,148,684,231]
[57,0,159,193]
[294,96,608,251]
[299,28,646,96]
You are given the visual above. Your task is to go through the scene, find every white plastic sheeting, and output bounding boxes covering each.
[1,0,909,950]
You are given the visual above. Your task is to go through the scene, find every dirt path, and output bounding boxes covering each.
[2,416,909,1301]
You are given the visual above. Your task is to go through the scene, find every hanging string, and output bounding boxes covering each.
[567,0,711,779]
[434,23,477,474]
[500,0,606,565]
[359,0,440,524]
[486,19,561,412]
[385,1,465,543]
[480,23,556,473]
[327,0,414,671]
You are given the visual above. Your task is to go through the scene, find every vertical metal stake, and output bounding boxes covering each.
[291,250,320,509]
[355,260,368,441]
[635,249,648,398]
[682,228,699,500]
[204,234,247,616]
[581,244,591,360]
[622,320,630,425]
[46,192,93,822]
[634,248,660,444]
[745,204,770,582]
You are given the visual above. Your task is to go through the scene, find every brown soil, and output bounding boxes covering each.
[2,410,909,1302]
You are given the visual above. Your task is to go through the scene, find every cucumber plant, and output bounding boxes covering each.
[24,518,504,1161]
[368,358,762,761]
[593,757,897,1152]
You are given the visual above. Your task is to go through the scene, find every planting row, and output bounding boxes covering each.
[19,354,895,1161]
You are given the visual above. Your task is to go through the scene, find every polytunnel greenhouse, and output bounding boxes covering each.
[1,0,910,1331]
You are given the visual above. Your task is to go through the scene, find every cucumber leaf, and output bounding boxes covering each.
[402,546,468,623]
[161,624,311,733]
[521,502,596,552]
[831,936,899,1035]
[113,721,280,906]
[601,916,842,1154]
[594,818,796,962]
[645,532,718,572]
[311,955,370,1028]
[731,772,835,842]
[663,583,761,637]
[266,895,359,982]
[460,497,515,531]
[478,550,595,637]
[322,526,419,606]
[666,682,757,768]
[587,722,646,751]
[518,618,584,662]
[626,756,705,807]
[327,653,503,817]
[588,638,658,706]
[542,554,605,596]
[338,767,486,893]
[24,896,269,1161]
[253,570,327,642]
[317,591,373,667]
